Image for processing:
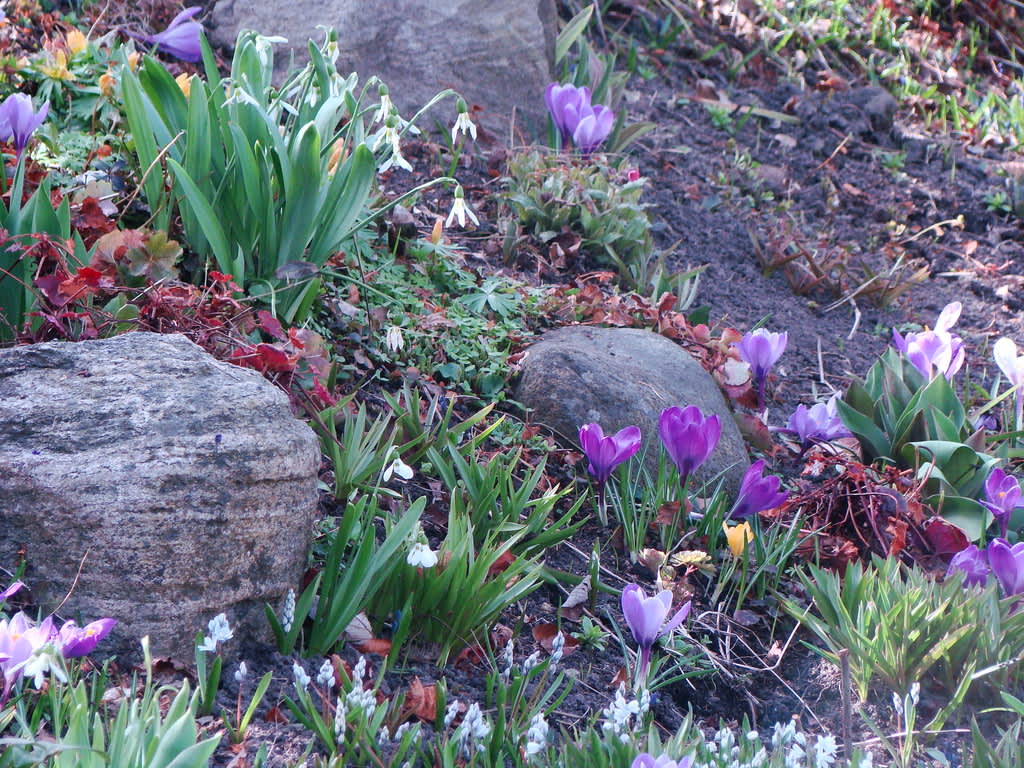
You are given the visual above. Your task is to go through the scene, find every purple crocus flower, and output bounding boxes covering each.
[0,581,23,607]
[729,460,787,519]
[545,83,591,145]
[946,544,991,588]
[988,538,1024,597]
[0,612,56,705]
[141,7,203,62]
[632,754,693,768]
[983,467,1023,538]
[0,93,49,160]
[621,584,690,681]
[994,336,1024,433]
[579,422,641,526]
[658,405,721,491]
[572,104,614,155]
[785,395,850,453]
[57,617,117,659]
[736,328,787,409]
[891,302,965,381]
[579,423,642,485]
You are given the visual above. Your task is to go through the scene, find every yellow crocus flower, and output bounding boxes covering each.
[722,521,753,557]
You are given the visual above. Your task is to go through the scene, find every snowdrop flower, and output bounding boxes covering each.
[445,185,479,228]
[382,450,414,482]
[451,97,477,143]
[385,325,405,353]
[373,84,393,125]
[374,114,412,173]
[197,613,232,652]
[407,542,438,568]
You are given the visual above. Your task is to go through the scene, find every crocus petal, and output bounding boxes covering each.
[994,337,1024,387]
[621,584,654,646]
[659,599,691,637]
[988,538,1024,596]
[947,544,990,588]
[935,301,962,333]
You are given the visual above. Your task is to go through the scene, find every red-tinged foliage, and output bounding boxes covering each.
[398,677,437,723]
[71,198,117,247]
[781,454,944,569]
[531,623,580,657]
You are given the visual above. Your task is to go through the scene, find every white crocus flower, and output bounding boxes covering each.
[445,185,479,228]
[407,542,438,568]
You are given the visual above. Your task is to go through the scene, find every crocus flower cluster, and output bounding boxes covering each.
[0,597,115,705]
[0,93,49,160]
[659,405,721,490]
[729,459,788,519]
[632,754,692,768]
[736,328,787,409]
[994,336,1024,432]
[947,538,1024,598]
[140,6,204,62]
[983,467,1023,538]
[545,83,614,154]
[891,301,965,380]
[621,583,690,682]
[784,395,850,453]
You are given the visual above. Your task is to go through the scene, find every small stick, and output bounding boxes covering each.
[839,648,853,766]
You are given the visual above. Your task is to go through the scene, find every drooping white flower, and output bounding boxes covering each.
[407,541,438,568]
[385,325,405,353]
[316,658,336,688]
[234,661,248,684]
[451,98,477,143]
[382,449,414,483]
[445,185,479,229]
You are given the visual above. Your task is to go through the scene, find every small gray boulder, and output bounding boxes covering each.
[0,333,319,663]
[514,326,748,491]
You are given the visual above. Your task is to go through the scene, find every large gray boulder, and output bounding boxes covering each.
[0,333,319,662]
[515,327,748,491]
[207,0,557,136]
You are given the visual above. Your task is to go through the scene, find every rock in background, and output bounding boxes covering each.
[0,333,319,663]
[207,0,557,137]
[515,326,749,491]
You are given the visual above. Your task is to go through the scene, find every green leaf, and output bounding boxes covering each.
[556,5,594,64]
[166,157,233,275]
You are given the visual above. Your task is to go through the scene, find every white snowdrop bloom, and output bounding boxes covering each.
[407,541,438,568]
[292,662,311,692]
[445,185,479,229]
